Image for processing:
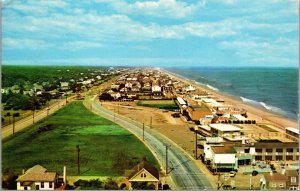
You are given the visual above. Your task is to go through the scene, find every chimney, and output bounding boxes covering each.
[63,166,67,185]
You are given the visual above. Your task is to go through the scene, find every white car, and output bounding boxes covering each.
[229,171,236,177]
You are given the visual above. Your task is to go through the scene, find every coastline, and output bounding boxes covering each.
[161,68,299,131]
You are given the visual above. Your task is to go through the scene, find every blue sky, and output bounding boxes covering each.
[2,0,299,67]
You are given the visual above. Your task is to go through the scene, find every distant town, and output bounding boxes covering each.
[2,66,299,190]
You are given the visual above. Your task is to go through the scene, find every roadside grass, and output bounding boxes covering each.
[2,101,159,176]
[137,100,178,110]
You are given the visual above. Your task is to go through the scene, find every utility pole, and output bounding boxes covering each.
[76,145,80,175]
[12,115,15,134]
[114,108,116,121]
[150,116,152,129]
[142,123,145,141]
[195,131,198,159]
[165,144,170,174]
[32,107,35,124]
[118,103,120,114]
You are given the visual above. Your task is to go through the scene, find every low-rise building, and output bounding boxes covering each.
[260,173,288,190]
[186,105,212,121]
[17,165,58,190]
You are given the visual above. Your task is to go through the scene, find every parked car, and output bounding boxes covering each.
[229,171,236,177]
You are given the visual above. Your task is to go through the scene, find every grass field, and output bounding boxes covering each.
[2,101,158,176]
[137,100,178,110]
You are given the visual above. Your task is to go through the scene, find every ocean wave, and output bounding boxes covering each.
[206,84,219,91]
[260,102,287,115]
[240,97,260,104]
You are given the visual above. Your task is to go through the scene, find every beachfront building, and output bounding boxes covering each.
[17,165,59,190]
[253,139,299,161]
[186,104,212,121]
[208,145,236,172]
[209,124,242,138]
[175,97,187,113]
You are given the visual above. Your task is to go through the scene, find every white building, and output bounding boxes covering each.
[17,165,58,190]
[151,85,161,92]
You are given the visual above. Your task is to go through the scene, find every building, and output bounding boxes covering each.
[125,161,159,190]
[253,139,299,161]
[210,145,236,172]
[17,165,59,190]
[260,173,289,190]
[186,105,212,121]
[285,169,299,190]
[209,124,242,138]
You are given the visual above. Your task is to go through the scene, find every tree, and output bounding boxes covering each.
[2,171,18,190]
[132,182,155,190]
[99,92,114,101]
[104,178,119,190]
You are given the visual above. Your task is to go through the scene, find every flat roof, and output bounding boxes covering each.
[286,127,299,134]
[177,97,186,105]
[210,124,241,132]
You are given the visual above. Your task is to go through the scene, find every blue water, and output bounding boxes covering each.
[165,67,299,121]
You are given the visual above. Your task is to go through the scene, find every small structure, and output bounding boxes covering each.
[186,105,212,121]
[125,161,159,190]
[209,124,242,138]
[17,165,58,190]
[285,169,299,190]
[260,172,289,190]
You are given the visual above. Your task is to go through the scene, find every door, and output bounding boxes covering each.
[36,185,40,190]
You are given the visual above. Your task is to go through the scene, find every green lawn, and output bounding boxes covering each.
[137,100,178,110]
[2,101,158,176]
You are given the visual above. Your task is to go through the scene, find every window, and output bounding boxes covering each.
[266,148,273,152]
[276,148,283,152]
[24,187,27,190]
[272,182,277,187]
[255,148,262,153]
[279,183,284,187]
[276,156,283,161]
[286,156,293,160]
[41,182,44,188]
[49,182,53,188]
[140,173,146,178]
[286,148,293,152]
[255,156,262,160]
[265,156,272,160]
[291,177,297,183]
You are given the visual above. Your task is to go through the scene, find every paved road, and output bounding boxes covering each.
[85,96,213,190]
[1,96,75,140]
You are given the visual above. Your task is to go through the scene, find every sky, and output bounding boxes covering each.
[1,0,299,67]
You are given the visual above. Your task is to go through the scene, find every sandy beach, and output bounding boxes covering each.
[162,69,299,132]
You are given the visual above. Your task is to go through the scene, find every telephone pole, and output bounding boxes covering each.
[76,145,80,175]
[12,115,15,134]
[165,144,171,174]
[195,131,198,159]
[142,123,145,141]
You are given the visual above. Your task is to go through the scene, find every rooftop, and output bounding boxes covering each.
[210,124,241,132]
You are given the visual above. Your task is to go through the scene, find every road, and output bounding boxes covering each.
[1,96,74,140]
[85,96,213,190]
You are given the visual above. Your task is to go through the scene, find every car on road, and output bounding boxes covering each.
[229,171,236,177]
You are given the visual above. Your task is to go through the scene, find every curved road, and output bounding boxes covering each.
[85,96,213,190]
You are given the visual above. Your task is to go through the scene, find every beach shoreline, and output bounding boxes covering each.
[161,68,299,131]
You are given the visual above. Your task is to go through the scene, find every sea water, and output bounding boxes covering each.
[165,67,299,121]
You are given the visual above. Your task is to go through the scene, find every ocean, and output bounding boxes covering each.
[165,67,299,121]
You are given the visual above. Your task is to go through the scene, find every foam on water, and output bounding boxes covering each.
[260,102,287,115]
[206,84,219,91]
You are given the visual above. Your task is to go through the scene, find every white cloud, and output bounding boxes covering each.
[219,38,297,65]
[60,41,103,50]
[3,38,53,49]
[95,0,206,18]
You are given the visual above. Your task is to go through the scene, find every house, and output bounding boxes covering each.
[17,165,61,190]
[285,169,299,190]
[125,161,159,190]
[209,145,236,172]
[60,82,69,91]
[260,172,289,190]
[151,85,161,93]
